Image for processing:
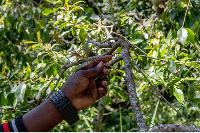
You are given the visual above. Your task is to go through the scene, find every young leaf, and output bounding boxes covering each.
[22,40,37,44]
[168,59,176,73]
[97,19,101,33]
[79,27,87,44]
[177,28,188,45]
[173,86,184,104]
[72,52,82,57]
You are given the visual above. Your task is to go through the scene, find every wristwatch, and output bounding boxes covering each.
[50,90,79,125]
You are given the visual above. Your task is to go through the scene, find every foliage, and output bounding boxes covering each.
[0,0,200,131]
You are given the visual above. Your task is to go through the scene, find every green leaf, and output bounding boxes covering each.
[177,28,188,45]
[84,38,90,57]
[22,40,37,44]
[169,9,178,21]
[1,92,8,106]
[105,95,111,105]
[132,39,143,45]
[2,65,5,75]
[90,14,99,21]
[97,19,101,33]
[139,83,148,92]
[1,106,13,109]
[168,59,176,73]
[186,28,195,43]
[195,0,200,5]
[173,86,184,104]
[46,0,61,4]
[149,100,159,131]
[166,30,177,40]
[43,8,60,16]
[65,10,72,19]
[15,83,26,103]
[31,85,42,91]
[79,27,87,44]
[160,46,167,57]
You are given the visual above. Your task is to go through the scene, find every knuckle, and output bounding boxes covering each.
[91,67,99,73]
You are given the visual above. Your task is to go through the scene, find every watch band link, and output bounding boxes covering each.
[50,90,79,125]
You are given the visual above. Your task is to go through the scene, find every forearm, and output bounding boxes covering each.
[22,98,64,132]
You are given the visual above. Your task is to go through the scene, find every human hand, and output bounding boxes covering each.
[61,55,112,111]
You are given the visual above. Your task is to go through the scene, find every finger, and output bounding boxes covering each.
[97,87,108,99]
[103,66,111,75]
[81,55,112,70]
[80,61,104,78]
[96,77,110,87]
[88,78,97,102]
[90,86,108,101]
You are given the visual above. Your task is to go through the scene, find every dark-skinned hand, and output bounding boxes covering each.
[61,55,112,111]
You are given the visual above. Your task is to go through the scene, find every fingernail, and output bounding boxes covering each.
[106,68,110,73]
[103,80,108,86]
[97,61,104,68]
[99,87,104,92]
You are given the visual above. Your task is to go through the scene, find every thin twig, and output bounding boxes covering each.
[37,79,55,105]
[130,56,197,127]
[45,70,65,100]
[182,0,191,28]
[112,32,148,55]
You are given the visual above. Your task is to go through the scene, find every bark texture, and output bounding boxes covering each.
[93,96,106,132]
[121,40,147,132]
[151,124,200,132]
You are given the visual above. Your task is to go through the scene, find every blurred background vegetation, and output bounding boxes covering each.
[0,0,200,131]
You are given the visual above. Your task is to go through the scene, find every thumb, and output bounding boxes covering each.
[81,61,104,78]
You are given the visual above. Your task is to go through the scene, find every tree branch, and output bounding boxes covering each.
[101,37,119,43]
[93,96,106,132]
[109,55,123,66]
[121,40,147,132]
[89,40,114,48]
[88,37,119,48]
[151,124,200,132]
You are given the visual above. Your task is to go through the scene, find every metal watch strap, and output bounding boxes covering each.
[50,90,79,125]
